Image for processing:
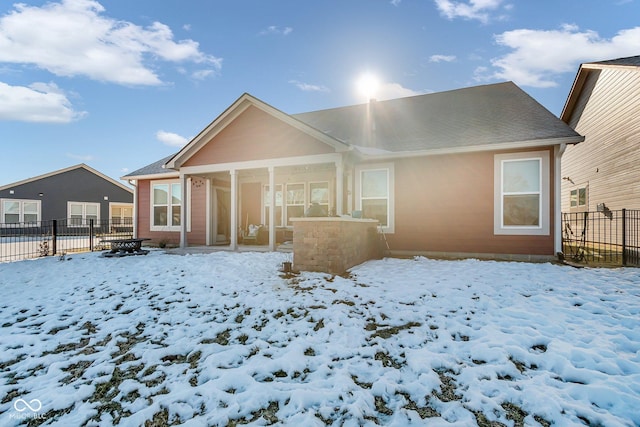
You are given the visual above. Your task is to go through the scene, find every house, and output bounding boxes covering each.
[0,164,133,227]
[560,55,640,213]
[124,82,583,261]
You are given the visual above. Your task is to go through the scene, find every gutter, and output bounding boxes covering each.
[554,143,568,258]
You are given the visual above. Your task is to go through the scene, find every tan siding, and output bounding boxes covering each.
[184,105,335,166]
[562,68,640,211]
[385,148,556,256]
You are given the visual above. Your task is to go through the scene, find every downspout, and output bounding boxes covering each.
[129,179,138,238]
[554,143,567,257]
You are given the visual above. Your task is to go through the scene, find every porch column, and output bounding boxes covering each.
[335,158,344,216]
[230,169,238,250]
[268,166,276,251]
[180,173,188,248]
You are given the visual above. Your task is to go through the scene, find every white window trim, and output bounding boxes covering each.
[109,202,134,225]
[569,185,588,211]
[150,180,183,232]
[67,201,101,227]
[285,182,306,225]
[309,180,330,212]
[494,151,550,236]
[355,162,395,233]
[263,184,284,227]
[0,198,41,226]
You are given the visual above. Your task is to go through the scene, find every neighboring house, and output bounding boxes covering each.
[560,55,640,213]
[0,164,133,227]
[124,82,583,260]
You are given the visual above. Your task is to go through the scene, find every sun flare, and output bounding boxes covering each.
[356,72,380,100]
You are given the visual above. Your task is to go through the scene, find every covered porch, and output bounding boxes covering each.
[177,153,348,251]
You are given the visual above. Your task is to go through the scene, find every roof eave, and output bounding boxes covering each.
[352,136,585,161]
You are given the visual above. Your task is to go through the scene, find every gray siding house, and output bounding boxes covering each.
[0,164,133,226]
[560,55,640,212]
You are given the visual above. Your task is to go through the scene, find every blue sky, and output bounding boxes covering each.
[0,0,638,186]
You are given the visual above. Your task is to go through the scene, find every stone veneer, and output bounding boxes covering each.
[290,217,381,275]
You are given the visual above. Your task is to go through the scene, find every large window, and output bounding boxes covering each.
[356,163,394,232]
[494,151,549,235]
[68,202,100,227]
[1,199,40,225]
[286,183,305,225]
[309,181,329,215]
[151,182,181,230]
[263,184,283,227]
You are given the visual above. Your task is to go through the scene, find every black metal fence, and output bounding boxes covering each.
[0,219,133,263]
[562,209,640,267]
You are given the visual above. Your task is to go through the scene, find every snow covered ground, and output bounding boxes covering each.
[0,251,638,426]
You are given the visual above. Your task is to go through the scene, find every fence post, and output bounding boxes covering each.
[622,208,627,266]
[90,219,94,252]
[52,219,57,256]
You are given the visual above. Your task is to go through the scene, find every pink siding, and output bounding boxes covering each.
[387,147,556,256]
[184,105,335,167]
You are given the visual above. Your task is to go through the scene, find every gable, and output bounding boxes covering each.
[183,105,337,167]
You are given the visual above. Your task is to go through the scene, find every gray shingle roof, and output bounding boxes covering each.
[590,55,640,67]
[123,154,176,178]
[293,82,581,152]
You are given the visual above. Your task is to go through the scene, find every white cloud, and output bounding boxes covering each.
[434,0,508,23]
[390,0,402,6]
[429,54,457,63]
[483,25,640,88]
[156,130,189,147]
[0,0,221,86]
[259,26,293,36]
[0,81,86,123]
[289,80,330,92]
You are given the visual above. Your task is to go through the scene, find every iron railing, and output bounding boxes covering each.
[0,219,133,262]
[562,209,640,267]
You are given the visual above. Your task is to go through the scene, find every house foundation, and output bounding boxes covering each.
[291,217,381,275]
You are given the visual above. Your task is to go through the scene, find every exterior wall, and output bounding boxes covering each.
[562,67,640,211]
[136,178,207,246]
[183,105,335,167]
[0,167,132,221]
[385,147,556,256]
[292,218,380,274]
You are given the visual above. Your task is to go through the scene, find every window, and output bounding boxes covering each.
[286,183,305,225]
[151,182,181,230]
[111,204,133,225]
[309,181,329,215]
[68,202,100,227]
[1,199,41,225]
[263,184,283,227]
[494,151,549,235]
[356,163,395,232]
[570,186,588,211]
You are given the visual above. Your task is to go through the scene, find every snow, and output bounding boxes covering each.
[0,250,639,426]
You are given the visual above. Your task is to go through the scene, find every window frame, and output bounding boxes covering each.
[150,180,182,231]
[569,185,588,212]
[285,182,306,225]
[67,201,101,227]
[263,184,284,227]
[0,198,41,226]
[309,181,330,215]
[110,203,134,226]
[355,163,395,233]
[494,151,550,236]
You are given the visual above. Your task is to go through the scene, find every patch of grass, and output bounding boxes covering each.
[375,351,403,369]
[397,391,440,419]
[313,318,325,331]
[369,321,421,339]
[502,402,527,427]
[374,396,393,416]
[304,347,316,356]
[61,360,92,384]
[433,370,461,402]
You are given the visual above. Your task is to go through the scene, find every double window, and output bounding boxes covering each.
[494,151,549,235]
[68,202,100,227]
[111,204,133,225]
[151,182,181,230]
[1,199,40,225]
[570,186,588,211]
[355,163,394,232]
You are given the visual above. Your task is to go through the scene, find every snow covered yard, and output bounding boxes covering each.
[0,251,639,427]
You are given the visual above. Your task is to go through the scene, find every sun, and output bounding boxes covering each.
[356,72,380,100]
